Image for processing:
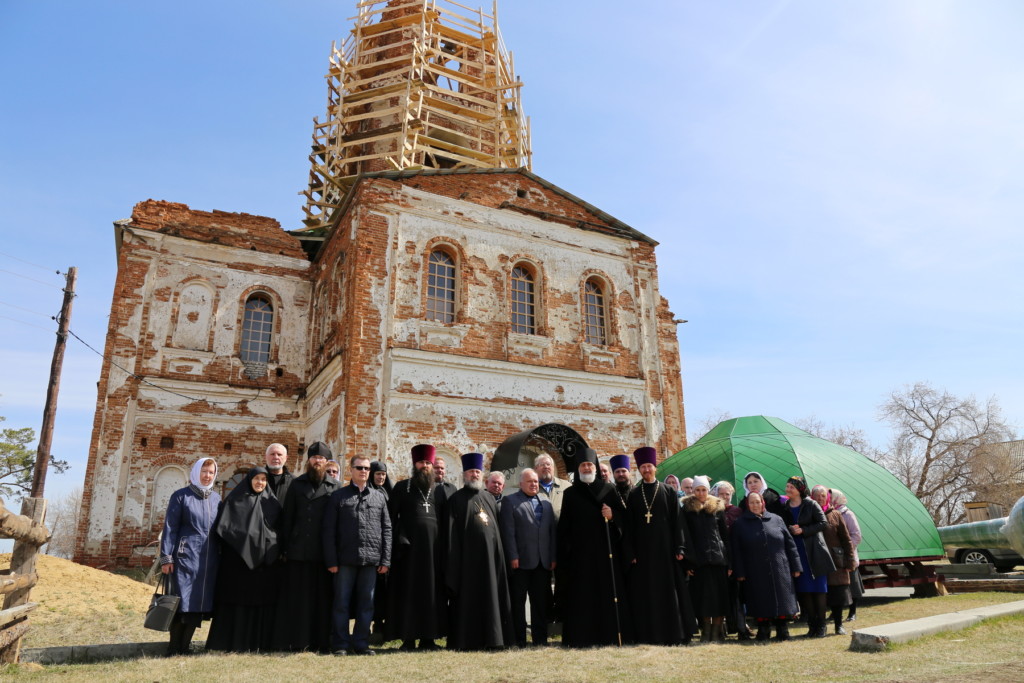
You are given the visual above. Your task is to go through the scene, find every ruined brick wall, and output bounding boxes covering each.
[315,171,686,480]
[79,174,686,568]
[75,201,312,568]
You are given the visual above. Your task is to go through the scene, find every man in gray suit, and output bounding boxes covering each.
[499,468,557,647]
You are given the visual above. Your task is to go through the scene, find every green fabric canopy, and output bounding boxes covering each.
[659,416,943,561]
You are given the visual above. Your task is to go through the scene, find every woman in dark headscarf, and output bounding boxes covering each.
[160,457,221,656]
[784,476,835,638]
[206,466,282,652]
[369,461,393,498]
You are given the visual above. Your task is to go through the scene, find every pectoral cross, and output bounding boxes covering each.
[477,507,489,526]
[421,500,431,512]
[644,511,653,524]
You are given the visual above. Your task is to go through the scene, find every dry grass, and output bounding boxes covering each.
[0,553,209,648]
[2,554,1023,681]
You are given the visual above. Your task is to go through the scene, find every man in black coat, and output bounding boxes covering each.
[273,441,339,652]
[264,442,293,506]
[556,448,629,647]
[323,455,392,655]
[499,467,556,647]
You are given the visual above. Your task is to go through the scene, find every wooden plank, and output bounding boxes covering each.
[0,603,37,630]
[3,498,46,610]
[0,619,30,656]
[0,573,37,596]
[0,498,50,547]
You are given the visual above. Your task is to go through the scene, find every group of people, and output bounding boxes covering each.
[158,441,864,655]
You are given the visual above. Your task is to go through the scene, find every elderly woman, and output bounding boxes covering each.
[664,474,684,506]
[325,460,341,482]
[740,471,786,516]
[160,457,221,656]
[207,467,282,652]
[713,480,750,640]
[682,476,730,642]
[810,485,855,635]
[731,492,802,641]
[831,488,864,622]
[784,476,835,638]
[369,461,393,498]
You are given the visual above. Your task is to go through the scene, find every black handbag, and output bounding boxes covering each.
[144,573,181,631]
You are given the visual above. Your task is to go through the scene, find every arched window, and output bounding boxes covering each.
[240,295,274,363]
[583,279,608,345]
[426,250,457,323]
[510,265,536,334]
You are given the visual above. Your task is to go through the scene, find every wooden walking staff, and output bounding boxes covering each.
[604,517,623,647]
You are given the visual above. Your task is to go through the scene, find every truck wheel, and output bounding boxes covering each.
[959,549,995,565]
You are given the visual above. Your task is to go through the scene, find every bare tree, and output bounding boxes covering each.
[878,382,1016,526]
[688,408,734,444]
[44,486,82,559]
[794,415,883,461]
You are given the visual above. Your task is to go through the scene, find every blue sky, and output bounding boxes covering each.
[1,0,1022,507]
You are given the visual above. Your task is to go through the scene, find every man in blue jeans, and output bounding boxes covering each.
[323,455,392,655]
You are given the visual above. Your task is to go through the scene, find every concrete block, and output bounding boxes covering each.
[850,599,1024,651]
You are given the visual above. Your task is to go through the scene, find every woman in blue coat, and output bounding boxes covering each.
[731,492,802,641]
[160,457,221,655]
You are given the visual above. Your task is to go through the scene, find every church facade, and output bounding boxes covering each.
[75,0,686,568]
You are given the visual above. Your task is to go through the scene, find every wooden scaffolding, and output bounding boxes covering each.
[301,0,532,229]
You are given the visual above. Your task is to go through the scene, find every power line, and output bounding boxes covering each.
[0,313,54,333]
[0,299,54,319]
[0,269,64,291]
[66,327,262,406]
[0,249,56,273]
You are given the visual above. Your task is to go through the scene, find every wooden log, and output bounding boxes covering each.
[0,603,37,630]
[0,620,31,654]
[0,573,37,596]
[0,498,50,547]
[942,578,1024,593]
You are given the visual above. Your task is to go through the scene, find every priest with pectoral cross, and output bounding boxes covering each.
[386,444,447,650]
[622,446,691,645]
[443,452,512,650]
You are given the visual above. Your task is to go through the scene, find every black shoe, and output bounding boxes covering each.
[835,625,847,636]
[774,619,790,642]
[418,640,440,651]
[399,641,416,651]
[333,649,348,656]
[354,648,376,656]
[756,622,772,642]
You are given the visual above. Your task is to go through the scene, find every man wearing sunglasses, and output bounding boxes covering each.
[323,455,392,656]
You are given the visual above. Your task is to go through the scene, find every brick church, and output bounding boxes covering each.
[75,0,686,568]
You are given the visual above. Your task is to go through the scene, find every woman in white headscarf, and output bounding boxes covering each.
[160,457,221,655]
[739,471,787,516]
[829,488,863,622]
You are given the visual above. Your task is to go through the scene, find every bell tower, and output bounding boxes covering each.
[301,0,531,229]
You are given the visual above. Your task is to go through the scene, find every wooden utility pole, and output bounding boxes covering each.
[30,266,76,499]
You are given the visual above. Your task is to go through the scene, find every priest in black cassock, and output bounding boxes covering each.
[386,444,447,650]
[444,453,512,650]
[272,441,339,653]
[556,448,629,648]
[621,447,690,645]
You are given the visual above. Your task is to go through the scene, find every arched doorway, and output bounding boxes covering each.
[490,424,589,491]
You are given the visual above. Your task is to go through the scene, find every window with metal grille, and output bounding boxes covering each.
[426,250,456,323]
[584,279,608,345]
[511,265,536,334]
[240,295,273,363]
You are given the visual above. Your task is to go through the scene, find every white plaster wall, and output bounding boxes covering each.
[390,188,642,350]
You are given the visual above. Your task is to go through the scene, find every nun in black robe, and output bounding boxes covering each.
[556,448,630,648]
[206,467,282,652]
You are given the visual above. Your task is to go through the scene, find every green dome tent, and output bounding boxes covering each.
[659,416,943,561]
